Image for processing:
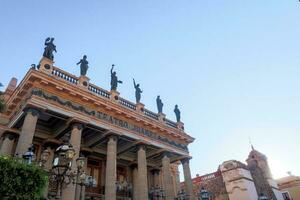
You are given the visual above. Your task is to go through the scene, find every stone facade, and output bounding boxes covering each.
[181,148,284,200]
[0,56,195,200]
[276,175,300,200]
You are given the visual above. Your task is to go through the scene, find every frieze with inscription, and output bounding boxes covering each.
[31,89,188,151]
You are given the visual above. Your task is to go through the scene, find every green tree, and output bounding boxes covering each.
[0,156,48,200]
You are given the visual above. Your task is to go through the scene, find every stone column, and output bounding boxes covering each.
[162,153,175,200]
[105,135,118,200]
[42,146,55,199]
[0,132,18,155]
[15,108,40,156]
[152,169,160,187]
[62,123,83,200]
[76,156,88,200]
[131,164,139,200]
[181,158,195,200]
[137,145,148,200]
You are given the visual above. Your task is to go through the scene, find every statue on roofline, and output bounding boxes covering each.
[43,37,56,60]
[174,104,181,122]
[133,78,142,103]
[156,95,163,113]
[110,64,122,91]
[77,55,89,76]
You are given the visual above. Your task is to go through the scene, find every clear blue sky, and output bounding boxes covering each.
[1,1,299,179]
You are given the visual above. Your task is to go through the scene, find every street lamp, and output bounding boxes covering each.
[39,148,50,168]
[75,156,97,200]
[50,142,76,199]
[199,187,209,200]
[258,193,268,200]
[23,146,35,164]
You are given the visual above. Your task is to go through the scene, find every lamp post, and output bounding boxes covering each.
[258,193,268,200]
[22,146,35,164]
[49,142,76,200]
[198,187,209,200]
[39,148,51,168]
[75,156,97,200]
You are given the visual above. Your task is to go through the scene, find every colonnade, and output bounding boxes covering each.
[0,108,195,200]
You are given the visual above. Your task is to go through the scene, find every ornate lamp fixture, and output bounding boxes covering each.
[199,187,209,200]
[75,156,97,200]
[22,146,35,164]
[39,148,50,168]
[50,141,76,200]
[258,193,268,200]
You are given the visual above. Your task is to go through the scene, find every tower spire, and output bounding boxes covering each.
[249,137,254,150]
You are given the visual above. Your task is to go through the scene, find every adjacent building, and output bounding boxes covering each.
[181,147,284,200]
[276,175,300,200]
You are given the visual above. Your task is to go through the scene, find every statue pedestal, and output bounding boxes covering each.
[78,76,90,89]
[39,57,54,75]
[176,122,184,131]
[136,102,145,113]
[158,112,166,123]
[110,90,120,102]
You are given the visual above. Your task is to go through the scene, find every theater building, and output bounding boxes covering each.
[0,55,195,200]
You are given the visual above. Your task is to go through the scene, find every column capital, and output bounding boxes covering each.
[23,107,41,117]
[137,144,147,151]
[80,147,93,157]
[130,163,138,170]
[180,157,191,165]
[71,122,84,130]
[2,131,19,141]
[107,134,118,142]
[162,151,172,158]
[43,138,61,149]
[151,168,160,175]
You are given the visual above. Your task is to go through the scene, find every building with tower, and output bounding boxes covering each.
[180,147,284,200]
[0,40,195,200]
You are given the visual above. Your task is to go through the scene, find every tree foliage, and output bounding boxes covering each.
[0,156,48,200]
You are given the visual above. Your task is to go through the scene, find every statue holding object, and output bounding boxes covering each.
[110,65,122,91]
[133,78,142,103]
[43,37,57,60]
[77,55,89,76]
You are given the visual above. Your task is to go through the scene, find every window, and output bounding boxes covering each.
[282,191,291,200]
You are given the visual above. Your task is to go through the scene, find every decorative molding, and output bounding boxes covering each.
[31,88,188,152]
[23,107,41,117]
[181,157,191,165]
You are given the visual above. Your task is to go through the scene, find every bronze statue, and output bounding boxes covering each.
[174,105,181,122]
[110,65,122,91]
[43,37,56,60]
[156,95,163,113]
[133,78,142,103]
[77,55,89,76]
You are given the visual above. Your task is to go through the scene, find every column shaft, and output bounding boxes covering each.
[137,145,148,200]
[105,136,117,200]
[162,155,175,200]
[132,166,139,200]
[62,123,83,200]
[182,159,195,200]
[0,133,17,155]
[15,109,39,156]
